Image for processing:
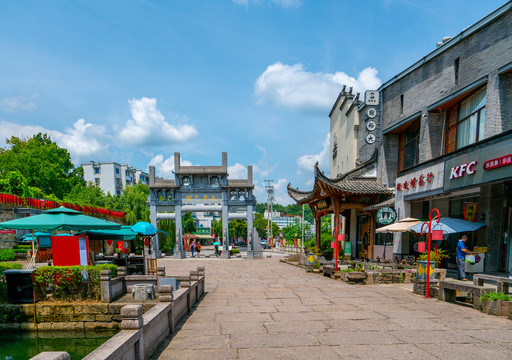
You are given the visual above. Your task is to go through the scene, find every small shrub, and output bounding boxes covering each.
[313,262,322,269]
[0,249,15,262]
[33,264,118,301]
[480,292,511,302]
[231,248,240,254]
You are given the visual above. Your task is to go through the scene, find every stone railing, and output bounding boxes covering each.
[30,267,205,360]
[81,267,205,360]
[101,266,167,302]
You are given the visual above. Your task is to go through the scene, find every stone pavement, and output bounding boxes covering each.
[151,257,512,360]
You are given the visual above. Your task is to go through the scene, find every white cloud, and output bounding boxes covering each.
[119,97,198,147]
[296,133,330,175]
[0,119,108,164]
[51,119,109,161]
[252,145,278,178]
[273,178,293,205]
[255,62,381,114]
[253,178,293,206]
[0,93,40,113]
[149,154,192,178]
[228,163,248,179]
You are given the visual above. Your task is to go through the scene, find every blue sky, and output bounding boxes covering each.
[0,0,507,204]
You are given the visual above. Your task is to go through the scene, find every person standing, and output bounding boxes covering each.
[214,243,219,257]
[190,240,196,257]
[456,234,471,281]
[196,242,201,257]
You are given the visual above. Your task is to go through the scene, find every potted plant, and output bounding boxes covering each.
[479,292,512,316]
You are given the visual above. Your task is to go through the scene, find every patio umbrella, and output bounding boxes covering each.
[408,217,486,234]
[0,206,122,231]
[130,221,157,236]
[376,217,421,233]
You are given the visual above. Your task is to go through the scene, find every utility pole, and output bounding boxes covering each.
[264,179,274,245]
[302,204,305,250]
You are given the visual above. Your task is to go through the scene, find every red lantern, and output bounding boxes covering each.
[417,242,426,252]
[323,211,328,216]
[432,230,443,241]
[144,238,149,246]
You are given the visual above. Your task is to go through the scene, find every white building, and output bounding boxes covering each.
[82,161,149,196]
[263,211,310,229]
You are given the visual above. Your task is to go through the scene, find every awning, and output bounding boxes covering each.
[194,234,214,240]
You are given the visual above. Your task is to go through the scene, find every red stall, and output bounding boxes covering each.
[51,235,91,266]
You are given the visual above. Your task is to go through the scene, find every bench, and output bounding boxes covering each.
[439,280,493,308]
[473,274,512,294]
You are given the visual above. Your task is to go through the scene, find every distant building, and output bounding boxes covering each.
[82,161,149,197]
[263,211,311,230]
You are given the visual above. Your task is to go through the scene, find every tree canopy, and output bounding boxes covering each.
[0,134,78,199]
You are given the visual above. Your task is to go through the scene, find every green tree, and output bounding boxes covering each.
[229,219,247,240]
[63,183,107,207]
[0,134,76,199]
[253,213,267,239]
[183,212,196,234]
[119,183,150,225]
[158,218,176,253]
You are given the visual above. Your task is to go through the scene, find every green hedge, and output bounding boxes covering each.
[0,262,23,274]
[231,248,240,254]
[0,249,15,262]
[14,245,32,250]
[33,264,118,301]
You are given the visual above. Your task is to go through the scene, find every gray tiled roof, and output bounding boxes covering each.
[288,159,392,205]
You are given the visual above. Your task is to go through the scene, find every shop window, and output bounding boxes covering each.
[445,87,486,153]
[398,119,420,171]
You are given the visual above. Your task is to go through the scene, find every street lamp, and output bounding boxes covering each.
[420,208,440,299]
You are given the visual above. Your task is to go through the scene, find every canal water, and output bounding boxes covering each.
[0,330,118,360]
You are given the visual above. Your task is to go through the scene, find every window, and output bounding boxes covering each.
[116,168,120,174]
[95,178,100,185]
[94,168,100,174]
[400,94,404,115]
[445,87,486,153]
[398,119,420,171]
[454,58,460,84]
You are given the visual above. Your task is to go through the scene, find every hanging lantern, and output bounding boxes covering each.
[432,229,444,241]
[107,240,113,245]
[323,211,328,216]
[417,242,426,252]
[144,237,149,246]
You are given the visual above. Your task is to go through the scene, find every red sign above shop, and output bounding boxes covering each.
[396,172,434,191]
[0,229,16,234]
[483,153,512,171]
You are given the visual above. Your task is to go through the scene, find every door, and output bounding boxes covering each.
[357,216,369,259]
[499,207,512,273]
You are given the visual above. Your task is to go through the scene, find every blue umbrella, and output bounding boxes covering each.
[409,217,486,234]
[130,222,158,236]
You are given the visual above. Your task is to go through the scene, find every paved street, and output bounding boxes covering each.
[152,256,512,360]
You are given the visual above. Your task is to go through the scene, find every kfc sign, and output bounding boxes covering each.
[449,161,477,180]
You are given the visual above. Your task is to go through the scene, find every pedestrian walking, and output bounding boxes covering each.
[196,242,201,257]
[214,243,219,257]
[190,240,196,257]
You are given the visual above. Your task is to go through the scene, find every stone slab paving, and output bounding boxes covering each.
[151,257,512,360]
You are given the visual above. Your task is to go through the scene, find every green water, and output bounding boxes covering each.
[0,330,118,360]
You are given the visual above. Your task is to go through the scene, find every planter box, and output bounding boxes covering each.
[481,300,511,316]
